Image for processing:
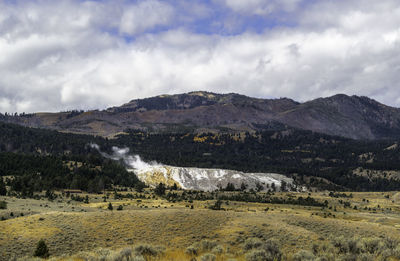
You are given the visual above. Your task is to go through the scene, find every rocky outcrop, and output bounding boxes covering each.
[132,165,293,192]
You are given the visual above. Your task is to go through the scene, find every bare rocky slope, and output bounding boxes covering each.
[2,91,400,140]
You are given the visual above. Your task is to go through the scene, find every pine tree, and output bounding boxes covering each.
[34,239,49,258]
[155,183,166,196]
[0,178,6,196]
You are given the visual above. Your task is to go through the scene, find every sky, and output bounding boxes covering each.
[1,0,400,112]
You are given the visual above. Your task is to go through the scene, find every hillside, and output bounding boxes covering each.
[2,122,400,192]
[3,92,400,140]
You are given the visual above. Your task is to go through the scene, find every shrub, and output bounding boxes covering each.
[108,202,113,210]
[339,254,357,261]
[186,246,198,256]
[312,243,319,255]
[361,237,382,254]
[200,253,216,261]
[393,245,400,258]
[381,249,395,260]
[94,247,112,257]
[263,239,282,260]
[134,244,165,257]
[211,245,224,254]
[292,250,315,261]
[200,240,218,251]
[243,238,281,260]
[245,249,273,261]
[33,239,49,258]
[243,238,263,251]
[118,248,132,260]
[0,201,6,209]
[383,237,398,250]
[209,200,223,210]
[346,238,362,255]
[332,236,349,254]
[131,255,145,261]
[315,254,334,261]
[107,252,125,261]
[117,205,123,211]
[357,253,374,261]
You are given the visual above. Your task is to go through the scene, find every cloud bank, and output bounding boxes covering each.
[1,0,400,112]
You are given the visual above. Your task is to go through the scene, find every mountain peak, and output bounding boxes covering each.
[4,91,400,140]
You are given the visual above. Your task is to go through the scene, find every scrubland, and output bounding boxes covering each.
[1,190,400,260]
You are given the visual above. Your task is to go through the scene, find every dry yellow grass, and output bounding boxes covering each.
[1,191,400,260]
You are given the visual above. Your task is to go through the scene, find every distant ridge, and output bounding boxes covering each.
[2,91,400,140]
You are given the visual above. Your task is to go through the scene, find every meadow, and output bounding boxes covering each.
[1,190,400,260]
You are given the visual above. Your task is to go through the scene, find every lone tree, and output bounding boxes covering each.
[224,182,236,191]
[155,183,166,196]
[281,180,287,192]
[34,239,49,258]
[0,178,6,196]
[209,200,223,210]
[108,202,113,211]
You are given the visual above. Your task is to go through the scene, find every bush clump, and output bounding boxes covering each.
[292,250,315,261]
[134,244,165,257]
[243,238,264,251]
[33,239,49,258]
[131,255,145,261]
[186,246,198,256]
[186,240,223,257]
[263,239,282,260]
[200,240,218,252]
[211,245,224,254]
[245,249,274,261]
[301,236,400,260]
[200,253,216,261]
[243,238,282,261]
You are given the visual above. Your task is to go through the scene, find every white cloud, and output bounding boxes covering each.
[119,0,174,35]
[1,0,400,113]
[215,0,303,15]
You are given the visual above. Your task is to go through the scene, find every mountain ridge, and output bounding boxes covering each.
[2,91,400,140]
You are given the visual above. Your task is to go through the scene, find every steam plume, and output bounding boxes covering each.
[90,143,159,171]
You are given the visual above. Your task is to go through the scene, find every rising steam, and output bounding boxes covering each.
[89,144,295,192]
[90,143,159,171]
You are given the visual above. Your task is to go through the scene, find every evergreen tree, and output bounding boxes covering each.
[0,178,6,196]
[155,183,166,196]
[281,181,287,192]
[240,182,247,191]
[34,239,49,258]
[225,182,236,191]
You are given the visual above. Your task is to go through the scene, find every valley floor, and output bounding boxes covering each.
[1,191,400,260]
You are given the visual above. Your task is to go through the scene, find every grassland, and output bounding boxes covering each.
[1,191,400,260]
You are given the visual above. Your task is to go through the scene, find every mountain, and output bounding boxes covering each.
[2,91,400,140]
[276,94,400,140]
